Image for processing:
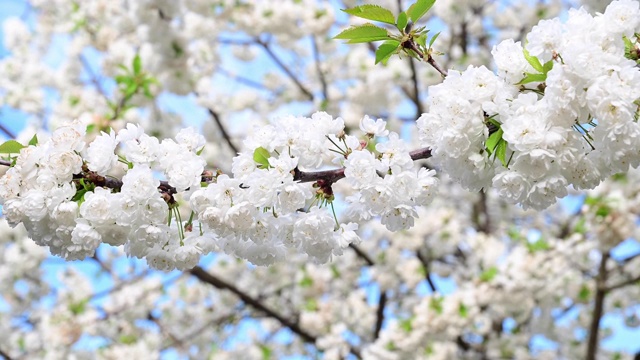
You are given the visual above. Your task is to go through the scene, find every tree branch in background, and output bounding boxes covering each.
[586,252,609,360]
[206,108,239,154]
[256,39,315,101]
[407,57,424,118]
[374,291,387,339]
[0,123,15,139]
[311,36,329,103]
[190,266,363,359]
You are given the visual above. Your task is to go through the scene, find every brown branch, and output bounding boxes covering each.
[207,108,239,154]
[586,252,609,360]
[293,147,432,184]
[349,244,375,266]
[0,348,13,360]
[605,273,640,292]
[311,36,328,102]
[407,57,424,118]
[0,123,15,139]
[190,266,365,358]
[374,291,387,340]
[404,40,448,77]
[257,39,315,101]
[416,251,438,293]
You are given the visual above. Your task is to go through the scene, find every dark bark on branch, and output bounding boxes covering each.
[349,244,375,266]
[293,147,432,184]
[0,123,16,139]
[408,57,424,119]
[207,108,239,155]
[190,266,318,343]
[374,291,387,340]
[586,252,609,360]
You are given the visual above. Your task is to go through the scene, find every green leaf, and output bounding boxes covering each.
[119,334,137,345]
[69,299,88,315]
[375,40,400,64]
[133,54,142,75]
[334,23,390,44]
[253,147,271,169]
[342,5,395,25]
[299,275,313,288]
[516,72,547,85]
[396,12,408,32]
[304,298,318,311]
[28,134,38,146]
[429,296,443,314]
[495,139,508,167]
[542,59,553,74]
[260,345,272,360]
[527,239,550,253]
[578,284,591,302]
[485,128,503,155]
[479,266,498,282]
[458,303,468,318]
[522,47,543,73]
[0,140,25,154]
[406,0,436,23]
[416,33,427,48]
[428,31,441,48]
[399,318,413,332]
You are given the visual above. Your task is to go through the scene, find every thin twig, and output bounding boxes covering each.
[404,41,448,77]
[311,36,328,102]
[0,348,13,360]
[257,39,315,101]
[407,57,424,118]
[0,123,15,139]
[207,108,239,154]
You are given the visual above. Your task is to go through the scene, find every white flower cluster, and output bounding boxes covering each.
[0,120,207,269]
[418,0,640,209]
[0,113,439,269]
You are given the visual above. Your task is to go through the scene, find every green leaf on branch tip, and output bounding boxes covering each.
[516,73,547,85]
[28,134,38,146]
[458,303,468,318]
[133,54,142,75]
[342,5,395,25]
[416,33,427,48]
[479,267,498,282]
[396,12,408,32]
[0,140,25,154]
[406,0,436,23]
[522,47,544,73]
[375,40,400,64]
[527,239,550,253]
[253,147,271,169]
[428,31,441,48]
[334,24,390,44]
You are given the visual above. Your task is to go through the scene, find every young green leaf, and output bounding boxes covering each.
[416,33,427,48]
[516,73,547,85]
[479,266,498,282]
[253,147,271,169]
[485,128,503,155]
[396,12,408,32]
[334,24,389,44]
[342,5,395,25]
[0,140,25,154]
[28,134,38,146]
[542,59,553,74]
[406,0,436,23]
[133,54,142,75]
[375,40,400,64]
[428,31,441,48]
[522,47,544,73]
[495,139,508,167]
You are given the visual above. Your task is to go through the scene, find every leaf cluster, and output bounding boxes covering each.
[334,0,440,65]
